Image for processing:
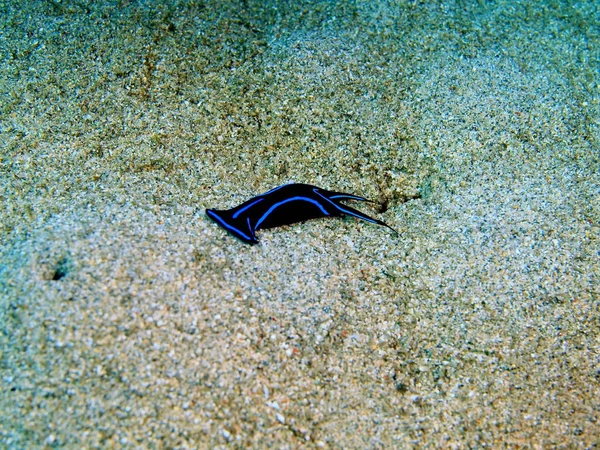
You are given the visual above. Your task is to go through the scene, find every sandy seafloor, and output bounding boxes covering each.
[1,0,599,447]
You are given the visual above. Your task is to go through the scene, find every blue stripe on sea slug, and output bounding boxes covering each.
[254,196,329,230]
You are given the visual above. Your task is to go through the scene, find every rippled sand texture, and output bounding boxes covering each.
[1,0,598,447]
